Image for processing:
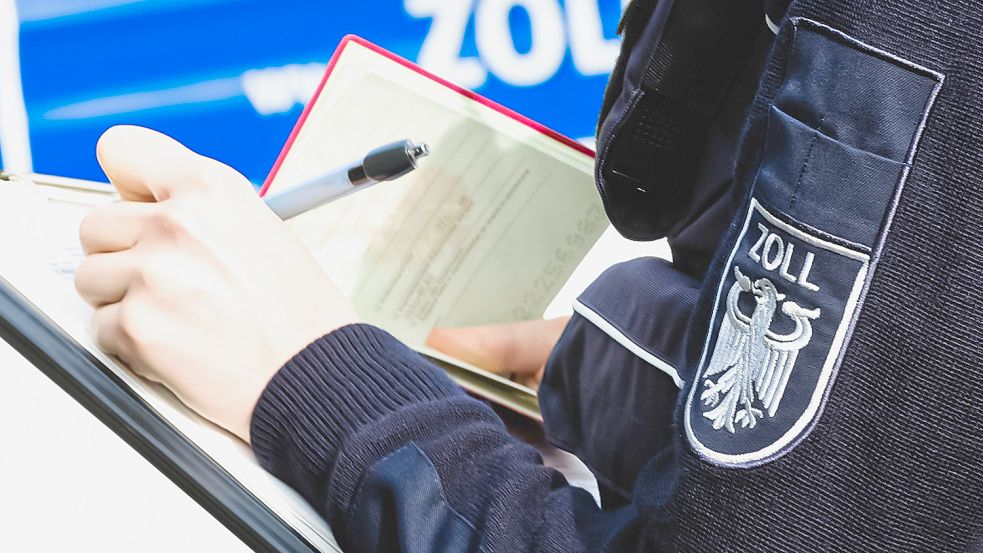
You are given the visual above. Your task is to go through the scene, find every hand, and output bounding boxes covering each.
[426,317,570,389]
[75,126,358,442]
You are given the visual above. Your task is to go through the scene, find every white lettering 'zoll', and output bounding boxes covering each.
[405,0,488,89]
[779,241,798,283]
[762,233,784,271]
[747,223,821,293]
[748,223,769,262]
[565,0,625,75]
[798,252,819,292]
[407,0,626,88]
[476,0,567,86]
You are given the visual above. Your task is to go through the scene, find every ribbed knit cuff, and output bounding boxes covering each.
[249,324,462,488]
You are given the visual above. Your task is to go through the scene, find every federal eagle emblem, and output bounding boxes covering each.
[700,266,821,433]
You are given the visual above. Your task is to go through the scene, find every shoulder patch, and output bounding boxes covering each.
[684,18,943,468]
[685,200,868,466]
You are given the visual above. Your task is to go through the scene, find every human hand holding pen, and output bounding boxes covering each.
[74,125,359,442]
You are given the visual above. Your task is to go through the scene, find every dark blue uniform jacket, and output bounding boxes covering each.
[250,0,983,550]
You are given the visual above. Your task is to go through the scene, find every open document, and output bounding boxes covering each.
[265,37,609,418]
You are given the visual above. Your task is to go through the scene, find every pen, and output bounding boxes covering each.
[264,139,430,220]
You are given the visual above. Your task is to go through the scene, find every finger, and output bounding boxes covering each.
[91,302,129,360]
[75,251,138,307]
[96,125,249,202]
[79,201,159,255]
[516,373,543,390]
[427,317,570,377]
[427,324,514,375]
[90,301,160,384]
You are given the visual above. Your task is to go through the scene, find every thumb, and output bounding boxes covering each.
[96,125,244,202]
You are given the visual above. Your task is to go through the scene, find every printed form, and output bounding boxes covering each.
[267,41,606,346]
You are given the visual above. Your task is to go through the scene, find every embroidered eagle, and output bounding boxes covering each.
[700,267,821,433]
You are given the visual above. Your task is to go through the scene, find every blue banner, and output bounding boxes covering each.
[12,0,625,183]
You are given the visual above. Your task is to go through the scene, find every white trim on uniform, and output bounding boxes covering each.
[572,299,684,388]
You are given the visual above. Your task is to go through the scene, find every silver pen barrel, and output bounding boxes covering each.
[264,164,360,220]
[264,140,429,220]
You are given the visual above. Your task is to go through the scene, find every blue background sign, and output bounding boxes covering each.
[5,0,626,184]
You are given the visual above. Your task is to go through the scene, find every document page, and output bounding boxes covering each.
[267,40,607,347]
[0,176,340,553]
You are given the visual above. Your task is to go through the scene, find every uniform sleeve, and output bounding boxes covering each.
[538,258,700,504]
[250,324,646,553]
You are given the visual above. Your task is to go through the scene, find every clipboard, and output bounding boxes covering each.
[0,171,338,553]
